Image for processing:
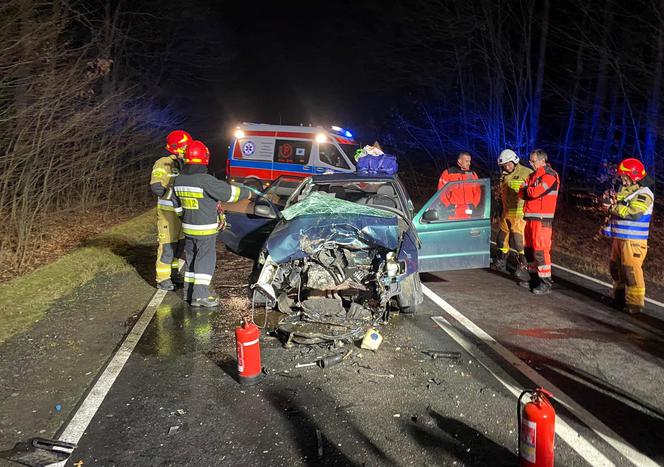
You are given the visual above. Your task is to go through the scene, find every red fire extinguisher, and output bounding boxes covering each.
[518,387,555,467]
[235,316,262,385]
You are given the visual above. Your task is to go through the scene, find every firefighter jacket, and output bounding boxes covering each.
[500,164,533,218]
[173,165,252,237]
[520,164,560,220]
[150,155,183,214]
[437,166,480,207]
[602,178,654,241]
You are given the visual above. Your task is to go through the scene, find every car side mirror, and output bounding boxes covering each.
[422,209,439,222]
[254,202,277,219]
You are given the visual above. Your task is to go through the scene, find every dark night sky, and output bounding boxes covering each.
[181,1,397,149]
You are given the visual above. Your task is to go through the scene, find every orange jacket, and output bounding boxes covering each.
[437,166,480,207]
[520,164,560,219]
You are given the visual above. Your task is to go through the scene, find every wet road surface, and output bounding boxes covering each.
[60,269,664,466]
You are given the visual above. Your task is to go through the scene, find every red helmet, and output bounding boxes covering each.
[184,140,210,165]
[165,130,192,154]
[616,158,646,182]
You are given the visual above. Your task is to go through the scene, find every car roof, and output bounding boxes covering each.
[310,173,397,184]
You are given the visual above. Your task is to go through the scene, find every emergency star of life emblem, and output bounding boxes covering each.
[242,141,256,156]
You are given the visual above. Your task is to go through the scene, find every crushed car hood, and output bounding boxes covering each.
[267,192,400,263]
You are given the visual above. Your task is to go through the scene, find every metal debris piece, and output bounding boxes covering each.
[422,350,461,360]
[175,409,186,416]
[168,426,180,436]
[295,362,318,368]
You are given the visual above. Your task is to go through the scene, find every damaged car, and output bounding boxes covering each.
[219,174,490,344]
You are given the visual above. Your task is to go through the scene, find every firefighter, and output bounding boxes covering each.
[493,149,533,281]
[519,149,560,295]
[173,141,253,307]
[150,130,191,291]
[601,158,654,314]
[437,151,481,220]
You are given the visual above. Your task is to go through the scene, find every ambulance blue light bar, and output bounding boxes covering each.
[330,126,353,139]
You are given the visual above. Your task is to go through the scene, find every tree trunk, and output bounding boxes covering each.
[530,0,549,146]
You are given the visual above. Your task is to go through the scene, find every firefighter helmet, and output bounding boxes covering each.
[497,149,519,166]
[185,140,210,165]
[616,158,646,182]
[166,130,192,154]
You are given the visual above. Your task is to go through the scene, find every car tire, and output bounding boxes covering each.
[398,273,423,314]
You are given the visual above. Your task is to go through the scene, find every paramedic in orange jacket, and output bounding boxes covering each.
[519,149,560,295]
[437,152,481,220]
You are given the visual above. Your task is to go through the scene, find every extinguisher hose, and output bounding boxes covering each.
[517,389,533,458]
[251,290,269,329]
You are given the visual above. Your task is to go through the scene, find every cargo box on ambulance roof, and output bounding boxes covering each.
[226,122,359,189]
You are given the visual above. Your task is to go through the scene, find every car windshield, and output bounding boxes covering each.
[304,180,405,213]
[262,176,305,208]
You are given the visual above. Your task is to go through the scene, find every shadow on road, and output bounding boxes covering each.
[406,407,517,466]
[264,388,398,466]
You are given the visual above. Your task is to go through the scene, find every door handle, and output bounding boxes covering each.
[314,167,325,173]
[469,229,481,237]
[302,165,312,171]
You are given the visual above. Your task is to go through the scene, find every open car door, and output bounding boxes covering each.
[412,178,491,272]
[217,175,303,259]
[217,197,279,260]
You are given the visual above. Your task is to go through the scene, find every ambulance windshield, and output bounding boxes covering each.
[339,143,360,163]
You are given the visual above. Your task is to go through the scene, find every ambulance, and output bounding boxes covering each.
[226,123,359,189]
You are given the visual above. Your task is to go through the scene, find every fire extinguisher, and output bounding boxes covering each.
[235,316,262,385]
[518,387,555,467]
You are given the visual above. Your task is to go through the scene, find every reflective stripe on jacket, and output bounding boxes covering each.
[500,163,533,218]
[150,155,181,211]
[174,166,252,237]
[602,186,654,240]
[521,164,560,220]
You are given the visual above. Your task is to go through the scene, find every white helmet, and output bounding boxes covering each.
[497,149,519,166]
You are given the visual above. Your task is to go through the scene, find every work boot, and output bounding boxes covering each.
[624,304,643,315]
[492,252,507,273]
[514,255,530,282]
[157,279,175,291]
[190,295,220,308]
[532,278,553,295]
[171,274,184,288]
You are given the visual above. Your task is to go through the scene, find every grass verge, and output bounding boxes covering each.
[0,209,156,344]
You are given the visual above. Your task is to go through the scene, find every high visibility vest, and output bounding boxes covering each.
[500,164,532,218]
[602,186,654,240]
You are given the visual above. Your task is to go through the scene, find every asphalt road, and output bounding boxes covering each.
[57,268,664,466]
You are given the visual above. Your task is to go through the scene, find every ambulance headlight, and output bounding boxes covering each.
[234,129,245,139]
[315,133,327,143]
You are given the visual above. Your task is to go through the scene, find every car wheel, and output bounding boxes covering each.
[398,273,423,314]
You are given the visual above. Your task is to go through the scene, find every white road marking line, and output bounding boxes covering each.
[53,289,168,466]
[423,284,659,467]
[489,240,664,309]
[430,315,614,467]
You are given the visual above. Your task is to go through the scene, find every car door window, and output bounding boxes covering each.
[421,179,488,222]
[318,143,350,170]
[274,140,311,165]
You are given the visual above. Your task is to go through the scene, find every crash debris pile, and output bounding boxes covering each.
[252,193,405,345]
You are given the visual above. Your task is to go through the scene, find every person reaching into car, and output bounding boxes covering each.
[173,141,254,307]
[437,151,481,220]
